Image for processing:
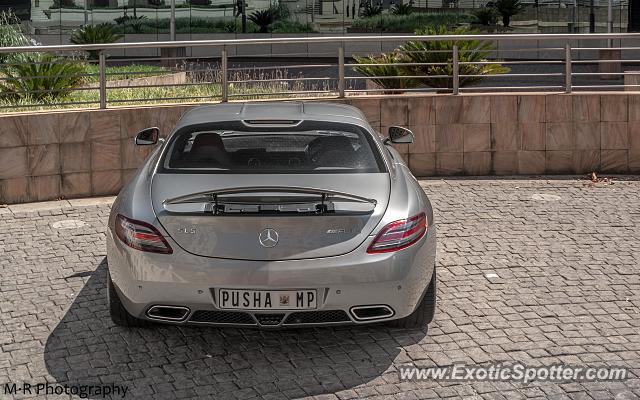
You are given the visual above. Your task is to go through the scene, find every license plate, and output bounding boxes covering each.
[218,289,317,310]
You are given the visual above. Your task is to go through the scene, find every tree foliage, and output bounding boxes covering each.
[493,0,525,27]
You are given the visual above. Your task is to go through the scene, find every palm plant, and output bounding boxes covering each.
[493,0,525,27]
[391,2,413,15]
[114,15,147,25]
[70,23,123,60]
[114,15,148,33]
[248,9,275,33]
[353,53,419,93]
[126,17,146,33]
[0,53,87,101]
[473,7,498,26]
[398,26,509,88]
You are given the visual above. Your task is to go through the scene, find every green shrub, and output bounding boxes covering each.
[70,23,124,60]
[351,12,475,32]
[0,53,87,101]
[399,26,509,88]
[114,16,314,34]
[353,26,508,91]
[391,3,413,15]
[175,17,238,32]
[353,53,418,92]
[128,17,250,33]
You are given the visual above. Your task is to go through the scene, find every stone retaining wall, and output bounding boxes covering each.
[1,92,639,204]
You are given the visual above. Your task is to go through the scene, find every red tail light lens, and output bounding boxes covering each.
[115,214,173,254]
[367,213,427,254]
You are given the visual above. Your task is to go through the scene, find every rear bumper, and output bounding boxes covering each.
[106,225,436,328]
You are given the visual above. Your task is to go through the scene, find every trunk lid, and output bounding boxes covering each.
[152,174,389,260]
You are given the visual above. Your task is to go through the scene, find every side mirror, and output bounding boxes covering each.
[387,126,414,144]
[135,127,160,145]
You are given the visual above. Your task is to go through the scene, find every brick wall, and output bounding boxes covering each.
[1,93,639,204]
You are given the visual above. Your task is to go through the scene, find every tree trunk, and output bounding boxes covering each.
[629,0,640,32]
[502,14,510,27]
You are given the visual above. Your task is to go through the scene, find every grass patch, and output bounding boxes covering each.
[0,66,334,113]
[0,84,221,112]
[84,64,171,82]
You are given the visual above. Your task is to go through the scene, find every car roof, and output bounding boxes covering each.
[175,102,369,129]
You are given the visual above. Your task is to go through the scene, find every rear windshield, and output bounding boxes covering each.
[160,121,386,174]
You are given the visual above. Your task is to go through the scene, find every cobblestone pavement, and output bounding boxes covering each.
[1,177,639,399]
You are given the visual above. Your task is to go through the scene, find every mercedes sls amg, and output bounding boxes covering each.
[106,102,436,329]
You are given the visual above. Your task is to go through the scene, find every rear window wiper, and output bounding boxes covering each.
[163,186,376,215]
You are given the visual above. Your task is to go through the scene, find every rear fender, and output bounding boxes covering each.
[109,146,167,234]
[369,154,433,235]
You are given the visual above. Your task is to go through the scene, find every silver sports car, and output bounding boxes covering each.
[106,102,436,329]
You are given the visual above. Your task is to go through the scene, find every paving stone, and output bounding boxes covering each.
[0,177,639,399]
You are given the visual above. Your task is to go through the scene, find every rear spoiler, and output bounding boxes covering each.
[163,186,377,215]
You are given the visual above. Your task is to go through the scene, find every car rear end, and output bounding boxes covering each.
[106,104,436,328]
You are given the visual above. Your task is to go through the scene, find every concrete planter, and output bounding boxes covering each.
[160,47,187,68]
[624,71,640,91]
[599,49,622,81]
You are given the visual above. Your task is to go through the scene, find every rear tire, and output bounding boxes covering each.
[388,266,436,329]
[107,271,150,328]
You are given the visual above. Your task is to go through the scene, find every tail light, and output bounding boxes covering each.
[115,214,173,254]
[367,213,427,254]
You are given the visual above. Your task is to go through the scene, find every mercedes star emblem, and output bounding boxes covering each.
[259,228,279,248]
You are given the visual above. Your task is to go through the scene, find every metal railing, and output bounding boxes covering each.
[1,33,640,112]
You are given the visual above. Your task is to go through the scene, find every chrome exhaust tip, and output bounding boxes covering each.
[350,305,395,321]
[146,305,190,322]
